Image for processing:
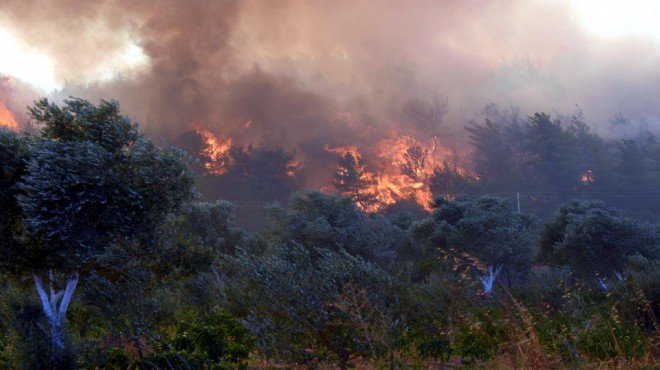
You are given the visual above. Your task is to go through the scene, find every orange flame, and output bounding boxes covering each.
[0,102,18,131]
[325,135,475,212]
[287,159,301,177]
[194,124,232,175]
[373,136,435,210]
[581,169,594,185]
[324,144,360,157]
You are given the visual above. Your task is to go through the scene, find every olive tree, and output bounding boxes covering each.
[0,98,195,365]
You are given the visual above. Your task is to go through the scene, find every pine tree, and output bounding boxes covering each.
[400,145,428,183]
[333,152,379,211]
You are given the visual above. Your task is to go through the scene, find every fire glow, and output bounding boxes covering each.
[195,124,233,176]
[325,135,469,212]
[195,116,474,212]
[0,102,18,131]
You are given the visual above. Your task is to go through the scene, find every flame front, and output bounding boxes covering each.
[195,124,232,175]
[581,170,594,185]
[0,102,18,131]
[326,135,470,212]
[373,136,435,211]
[193,118,474,212]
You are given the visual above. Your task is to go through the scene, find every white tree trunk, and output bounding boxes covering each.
[33,271,79,362]
[477,264,503,297]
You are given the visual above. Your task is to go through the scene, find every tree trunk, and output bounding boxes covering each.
[34,271,79,365]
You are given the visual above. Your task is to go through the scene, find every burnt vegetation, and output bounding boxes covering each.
[1,98,659,369]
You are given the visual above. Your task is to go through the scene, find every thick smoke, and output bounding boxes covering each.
[1,0,660,147]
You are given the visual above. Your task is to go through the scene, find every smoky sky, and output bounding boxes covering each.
[1,0,660,146]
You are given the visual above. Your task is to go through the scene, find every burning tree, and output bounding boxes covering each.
[400,145,429,183]
[429,160,477,199]
[404,93,449,167]
[333,151,379,211]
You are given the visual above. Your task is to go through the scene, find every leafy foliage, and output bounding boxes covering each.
[199,144,301,203]
[0,129,29,270]
[221,244,394,368]
[411,196,536,287]
[537,200,660,278]
[2,97,660,369]
[15,98,196,270]
[266,191,400,268]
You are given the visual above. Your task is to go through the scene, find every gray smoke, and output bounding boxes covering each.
[1,0,659,147]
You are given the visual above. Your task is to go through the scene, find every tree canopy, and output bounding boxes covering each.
[537,200,660,278]
[11,98,196,271]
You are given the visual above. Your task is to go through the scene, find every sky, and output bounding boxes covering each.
[1,0,660,145]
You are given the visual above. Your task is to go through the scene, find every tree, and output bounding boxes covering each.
[0,128,28,269]
[410,196,536,292]
[199,144,301,203]
[157,200,247,276]
[266,191,399,268]
[465,105,526,193]
[400,145,429,183]
[429,160,477,199]
[524,112,581,192]
[537,200,660,280]
[404,93,449,168]
[2,98,196,366]
[333,151,379,211]
[220,243,394,369]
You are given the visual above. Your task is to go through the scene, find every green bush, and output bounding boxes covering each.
[452,308,508,364]
[147,310,253,370]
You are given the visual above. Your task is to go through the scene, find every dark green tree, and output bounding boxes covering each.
[1,98,196,366]
[537,200,660,280]
[410,196,536,293]
[0,128,29,269]
[200,144,301,203]
[221,243,394,369]
[429,161,477,199]
[465,105,527,193]
[267,191,400,268]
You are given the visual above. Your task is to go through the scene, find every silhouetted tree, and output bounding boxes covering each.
[429,161,477,199]
[466,105,527,193]
[524,113,579,191]
[200,144,301,204]
[400,145,429,183]
[404,93,449,168]
[333,152,379,211]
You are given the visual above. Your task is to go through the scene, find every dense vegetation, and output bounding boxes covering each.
[0,98,659,369]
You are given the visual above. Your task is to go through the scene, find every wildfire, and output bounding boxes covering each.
[0,103,18,131]
[194,120,473,213]
[326,137,431,212]
[372,136,436,211]
[325,135,478,212]
[324,144,360,157]
[581,169,594,185]
[194,124,232,175]
[287,159,300,177]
